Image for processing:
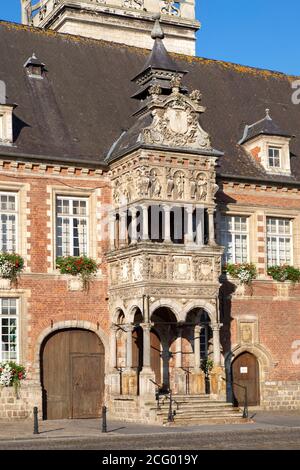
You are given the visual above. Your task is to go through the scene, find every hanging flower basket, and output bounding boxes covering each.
[0,361,26,397]
[56,256,98,290]
[0,253,24,287]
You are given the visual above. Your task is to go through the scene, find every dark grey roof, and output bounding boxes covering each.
[0,21,300,184]
[239,109,293,144]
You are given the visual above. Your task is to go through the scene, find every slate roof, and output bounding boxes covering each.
[239,109,293,145]
[0,21,300,184]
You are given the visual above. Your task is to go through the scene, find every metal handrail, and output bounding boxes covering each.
[149,379,179,421]
[222,378,248,418]
[116,367,126,395]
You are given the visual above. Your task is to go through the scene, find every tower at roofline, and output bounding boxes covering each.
[20,1,199,56]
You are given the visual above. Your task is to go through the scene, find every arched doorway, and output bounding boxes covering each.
[232,352,260,406]
[41,329,105,420]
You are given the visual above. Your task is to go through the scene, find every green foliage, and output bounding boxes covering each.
[201,357,214,375]
[56,256,98,289]
[0,253,24,284]
[267,265,300,283]
[223,263,257,284]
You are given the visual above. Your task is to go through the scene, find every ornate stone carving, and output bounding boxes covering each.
[121,260,131,282]
[161,0,181,16]
[150,256,166,279]
[132,257,144,282]
[240,322,254,344]
[136,166,150,197]
[189,89,202,103]
[174,257,191,281]
[143,95,211,150]
[123,0,144,9]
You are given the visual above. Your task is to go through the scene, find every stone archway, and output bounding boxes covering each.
[41,328,105,419]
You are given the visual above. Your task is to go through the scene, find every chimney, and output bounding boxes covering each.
[0,81,16,146]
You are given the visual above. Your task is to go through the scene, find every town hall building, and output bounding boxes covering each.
[0,0,299,423]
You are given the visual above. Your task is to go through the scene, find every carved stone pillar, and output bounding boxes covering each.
[125,324,134,369]
[139,322,155,398]
[194,325,201,370]
[208,208,216,246]
[196,208,204,246]
[119,209,127,248]
[185,205,194,245]
[109,212,116,250]
[163,204,171,243]
[212,323,221,366]
[174,325,186,394]
[130,206,138,244]
[107,325,120,395]
[141,322,151,369]
[142,204,149,241]
[110,324,118,370]
[190,324,205,395]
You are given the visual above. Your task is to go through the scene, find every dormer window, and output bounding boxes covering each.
[268,146,281,168]
[239,109,293,176]
[0,81,15,146]
[24,53,46,79]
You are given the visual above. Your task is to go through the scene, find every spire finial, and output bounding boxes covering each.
[151,13,164,40]
[265,108,271,119]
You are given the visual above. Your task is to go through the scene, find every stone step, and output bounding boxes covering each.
[157,409,242,417]
[163,416,247,426]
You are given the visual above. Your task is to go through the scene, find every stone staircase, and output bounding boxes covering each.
[152,394,247,425]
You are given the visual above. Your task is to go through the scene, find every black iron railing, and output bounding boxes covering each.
[181,367,193,395]
[149,379,179,422]
[222,378,248,418]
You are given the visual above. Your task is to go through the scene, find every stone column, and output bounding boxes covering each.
[130,206,138,244]
[110,324,118,370]
[142,204,149,241]
[185,205,194,245]
[190,324,205,394]
[109,212,116,250]
[141,323,152,369]
[194,325,202,370]
[212,323,221,366]
[163,204,171,243]
[196,208,204,246]
[119,209,127,248]
[139,323,156,397]
[125,324,134,369]
[208,208,216,246]
[174,325,185,394]
[108,325,120,395]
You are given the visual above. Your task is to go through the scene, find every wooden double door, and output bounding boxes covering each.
[232,352,260,406]
[41,329,105,420]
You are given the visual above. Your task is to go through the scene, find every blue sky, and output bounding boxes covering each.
[0,0,299,75]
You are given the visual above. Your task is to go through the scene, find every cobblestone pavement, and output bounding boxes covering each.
[0,411,299,450]
[0,428,300,450]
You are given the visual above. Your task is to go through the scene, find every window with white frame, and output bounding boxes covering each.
[267,217,292,266]
[220,215,249,264]
[56,196,88,257]
[268,146,281,168]
[0,192,17,253]
[0,298,18,362]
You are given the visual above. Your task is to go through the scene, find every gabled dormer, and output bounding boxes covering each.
[0,81,15,146]
[239,109,293,176]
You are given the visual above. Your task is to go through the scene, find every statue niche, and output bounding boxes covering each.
[173,171,185,200]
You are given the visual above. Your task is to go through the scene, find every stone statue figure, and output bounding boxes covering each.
[197,174,207,201]
[150,170,162,198]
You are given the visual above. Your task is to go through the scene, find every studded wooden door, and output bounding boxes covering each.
[42,329,105,419]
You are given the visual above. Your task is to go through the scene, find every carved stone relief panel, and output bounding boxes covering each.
[150,255,166,279]
[238,319,258,345]
[173,256,192,281]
